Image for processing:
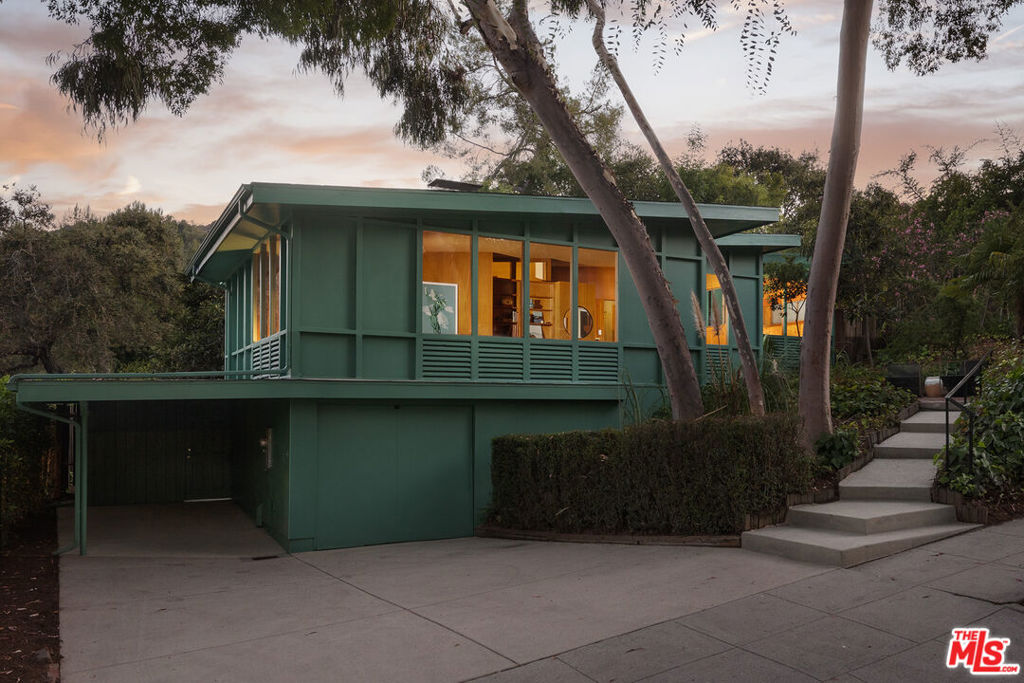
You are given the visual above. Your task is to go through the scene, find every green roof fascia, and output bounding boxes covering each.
[246,182,780,226]
[187,184,250,281]
[11,377,621,405]
[715,233,801,253]
[190,182,780,283]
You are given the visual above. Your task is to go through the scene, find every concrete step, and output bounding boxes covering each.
[742,523,980,567]
[873,431,946,459]
[901,410,961,433]
[839,459,937,501]
[918,397,948,411]
[787,500,956,534]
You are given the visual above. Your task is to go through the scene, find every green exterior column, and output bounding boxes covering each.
[79,401,89,556]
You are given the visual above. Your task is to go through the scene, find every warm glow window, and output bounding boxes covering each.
[527,243,572,339]
[252,234,284,342]
[422,231,472,335]
[421,232,617,342]
[705,273,729,345]
[479,237,523,337]
[762,281,806,338]
[577,248,617,342]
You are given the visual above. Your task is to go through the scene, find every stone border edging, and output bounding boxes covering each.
[475,525,740,547]
[931,486,989,524]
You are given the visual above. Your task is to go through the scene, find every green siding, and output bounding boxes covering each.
[729,251,759,276]
[87,401,233,505]
[299,332,355,377]
[361,219,416,333]
[314,403,474,549]
[622,347,661,386]
[618,253,655,346]
[363,336,414,379]
[734,275,762,350]
[298,217,356,330]
[231,399,290,548]
[529,218,574,243]
[664,256,703,348]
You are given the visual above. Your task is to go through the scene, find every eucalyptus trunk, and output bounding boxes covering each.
[799,0,874,446]
[464,0,704,420]
[585,0,765,417]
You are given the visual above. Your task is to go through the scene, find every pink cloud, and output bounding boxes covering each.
[0,80,109,174]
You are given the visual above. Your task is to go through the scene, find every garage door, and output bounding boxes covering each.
[315,405,474,549]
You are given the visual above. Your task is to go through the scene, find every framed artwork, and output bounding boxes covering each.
[422,281,458,334]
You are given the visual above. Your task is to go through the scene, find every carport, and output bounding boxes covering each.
[9,371,290,556]
[56,501,284,558]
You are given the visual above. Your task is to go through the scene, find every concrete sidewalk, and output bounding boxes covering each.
[59,510,1024,682]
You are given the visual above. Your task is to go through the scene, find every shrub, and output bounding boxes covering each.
[938,342,1024,497]
[489,414,812,536]
[700,358,798,418]
[831,364,916,433]
[0,377,54,543]
[814,428,859,472]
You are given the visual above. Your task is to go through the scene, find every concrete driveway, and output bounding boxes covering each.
[59,505,1024,682]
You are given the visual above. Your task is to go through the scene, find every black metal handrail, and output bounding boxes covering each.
[944,350,993,476]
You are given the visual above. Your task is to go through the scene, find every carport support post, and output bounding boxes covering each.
[78,402,89,556]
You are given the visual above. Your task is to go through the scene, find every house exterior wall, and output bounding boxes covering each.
[281,396,619,552]
[231,399,290,549]
[220,206,767,394]
[25,188,788,554]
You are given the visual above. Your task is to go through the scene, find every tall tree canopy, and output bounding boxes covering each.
[0,188,222,375]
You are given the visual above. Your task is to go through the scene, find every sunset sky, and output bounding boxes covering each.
[1,0,1022,225]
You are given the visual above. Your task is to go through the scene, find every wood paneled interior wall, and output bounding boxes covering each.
[422,251,472,335]
[579,264,616,342]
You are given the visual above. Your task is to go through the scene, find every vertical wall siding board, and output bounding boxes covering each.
[85,400,234,506]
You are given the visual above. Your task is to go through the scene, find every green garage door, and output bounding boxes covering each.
[315,404,474,549]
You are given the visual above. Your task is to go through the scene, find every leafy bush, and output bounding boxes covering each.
[938,343,1024,497]
[831,365,916,433]
[1,378,55,543]
[489,414,812,536]
[815,428,859,472]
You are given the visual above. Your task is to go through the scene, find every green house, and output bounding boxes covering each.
[11,183,797,554]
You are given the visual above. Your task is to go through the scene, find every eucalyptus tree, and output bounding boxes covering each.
[798,0,1024,444]
[797,0,874,443]
[582,0,787,415]
[37,1,786,419]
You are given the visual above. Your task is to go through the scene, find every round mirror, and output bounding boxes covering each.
[562,306,594,338]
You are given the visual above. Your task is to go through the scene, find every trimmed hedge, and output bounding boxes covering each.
[489,414,812,536]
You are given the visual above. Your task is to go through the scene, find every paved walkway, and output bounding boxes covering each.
[59,506,1024,682]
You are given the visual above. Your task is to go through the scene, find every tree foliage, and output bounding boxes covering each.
[47,0,472,145]
[874,0,1023,75]
[0,188,222,375]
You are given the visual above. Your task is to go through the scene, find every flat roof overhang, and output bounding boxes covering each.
[189,182,782,284]
[715,233,801,253]
[10,377,622,405]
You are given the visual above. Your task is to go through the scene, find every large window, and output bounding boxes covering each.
[762,282,806,337]
[252,234,284,342]
[479,237,523,337]
[578,248,617,342]
[528,242,572,339]
[422,231,472,335]
[705,273,729,345]
[421,232,618,342]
